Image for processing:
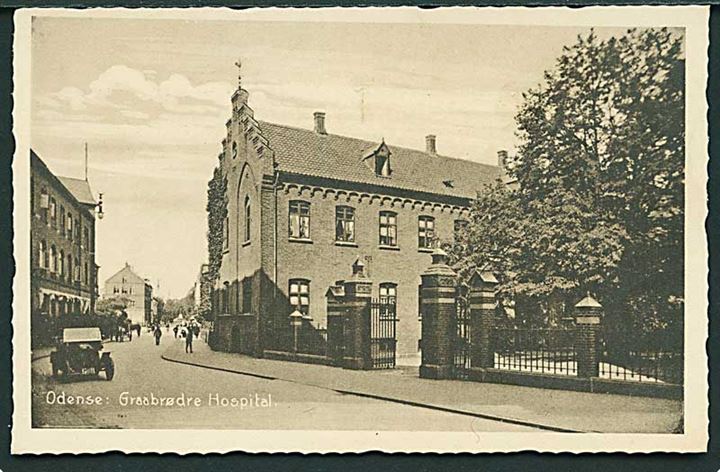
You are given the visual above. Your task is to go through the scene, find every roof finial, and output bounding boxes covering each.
[234,57,242,88]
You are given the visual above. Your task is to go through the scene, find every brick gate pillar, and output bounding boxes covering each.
[419,249,458,380]
[341,258,373,370]
[574,295,603,378]
[469,270,499,369]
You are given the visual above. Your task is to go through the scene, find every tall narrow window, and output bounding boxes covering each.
[335,206,355,242]
[49,197,57,227]
[67,256,73,283]
[84,262,89,285]
[244,196,251,243]
[418,216,435,249]
[40,188,48,223]
[289,279,310,315]
[39,240,47,269]
[232,141,238,159]
[289,201,310,239]
[50,245,57,273]
[60,206,66,234]
[59,250,65,277]
[67,214,73,240]
[379,211,397,247]
[74,257,80,281]
[379,282,397,320]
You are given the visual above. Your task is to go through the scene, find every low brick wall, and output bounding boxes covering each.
[467,367,682,400]
[262,349,331,366]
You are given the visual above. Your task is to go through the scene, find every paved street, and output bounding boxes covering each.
[31,331,537,431]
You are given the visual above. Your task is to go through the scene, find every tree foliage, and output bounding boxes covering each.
[206,166,227,283]
[448,28,684,340]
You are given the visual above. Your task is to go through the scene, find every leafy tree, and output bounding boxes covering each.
[449,28,684,338]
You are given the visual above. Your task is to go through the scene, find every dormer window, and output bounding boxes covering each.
[364,142,392,177]
[375,152,391,177]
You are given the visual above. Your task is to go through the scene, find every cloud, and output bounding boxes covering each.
[39,65,234,116]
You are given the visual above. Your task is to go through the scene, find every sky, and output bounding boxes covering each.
[29,15,630,299]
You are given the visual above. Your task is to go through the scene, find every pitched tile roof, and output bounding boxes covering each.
[57,176,96,206]
[258,121,500,200]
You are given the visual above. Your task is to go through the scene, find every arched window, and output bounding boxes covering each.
[289,201,310,239]
[67,255,73,282]
[335,206,355,242]
[74,257,79,281]
[244,196,251,243]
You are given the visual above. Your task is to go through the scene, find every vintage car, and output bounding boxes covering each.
[50,327,115,381]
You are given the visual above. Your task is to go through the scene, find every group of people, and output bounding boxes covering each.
[138,321,202,354]
[172,322,200,353]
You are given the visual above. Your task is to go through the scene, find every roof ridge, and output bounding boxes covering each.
[257,120,497,168]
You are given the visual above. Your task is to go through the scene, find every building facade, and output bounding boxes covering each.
[103,263,154,325]
[210,75,501,360]
[30,150,99,320]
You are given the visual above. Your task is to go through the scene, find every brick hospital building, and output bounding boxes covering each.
[210,71,503,361]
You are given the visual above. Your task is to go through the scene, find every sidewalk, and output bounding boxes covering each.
[162,339,683,433]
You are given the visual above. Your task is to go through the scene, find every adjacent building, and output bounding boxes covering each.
[30,150,100,320]
[103,263,154,325]
[209,73,502,360]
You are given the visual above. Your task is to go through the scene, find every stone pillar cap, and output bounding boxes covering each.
[470,269,498,285]
[575,294,602,309]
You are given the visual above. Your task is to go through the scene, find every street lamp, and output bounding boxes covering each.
[289,309,303,356]
[96,193,104,220]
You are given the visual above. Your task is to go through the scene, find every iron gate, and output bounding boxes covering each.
[453,297,472,378]
[370,300,397,369]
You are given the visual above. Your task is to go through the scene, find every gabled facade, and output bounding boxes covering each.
[210,75,501,360]
[104,263,153,325]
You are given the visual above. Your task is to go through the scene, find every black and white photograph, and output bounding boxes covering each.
[11,6,709,453]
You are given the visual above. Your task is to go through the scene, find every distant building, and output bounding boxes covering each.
[103,263,153,325]
[193,263,209,307]
[30,150,100,319]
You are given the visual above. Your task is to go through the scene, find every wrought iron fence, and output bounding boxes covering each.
[370,300,397,369]
[599,349,683,384]
[453,298,471,378]
[492,327,577,376]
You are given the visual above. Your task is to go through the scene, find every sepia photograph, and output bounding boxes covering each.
[11,6,709,453]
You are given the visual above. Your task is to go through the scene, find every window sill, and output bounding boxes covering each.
[418,247,434,253]
[222,248,230,254]
[242,240,251,248]
[289,237,313,244]
[335,241,358,248]
[378,245,400,251]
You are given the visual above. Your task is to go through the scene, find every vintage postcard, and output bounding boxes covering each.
[11,6,709,454]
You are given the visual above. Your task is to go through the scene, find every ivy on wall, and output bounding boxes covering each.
[206,165,227,284]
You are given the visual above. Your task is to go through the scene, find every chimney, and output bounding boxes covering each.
[497,150,508,168]
[314,111,327,135]
[425,134,437,155]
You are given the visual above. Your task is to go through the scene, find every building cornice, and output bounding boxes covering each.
[277,172,471,217]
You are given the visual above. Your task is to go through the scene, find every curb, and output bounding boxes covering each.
[161,352,585,433]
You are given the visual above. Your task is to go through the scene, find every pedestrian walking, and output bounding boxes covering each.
[185,326,194,354]
[154,325,162,346]
[173,325,178,338]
